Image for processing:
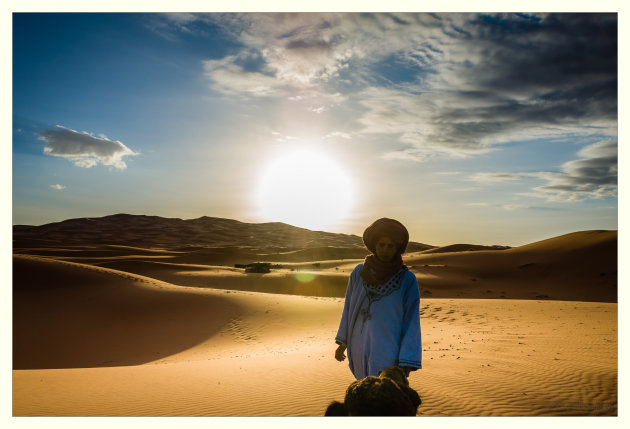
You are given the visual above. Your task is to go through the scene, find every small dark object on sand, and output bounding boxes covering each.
[325,366,421,416]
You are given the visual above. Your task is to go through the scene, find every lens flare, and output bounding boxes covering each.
[294,272,317,283]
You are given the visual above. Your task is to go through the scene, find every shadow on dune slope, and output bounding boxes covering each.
[13,255,242,370]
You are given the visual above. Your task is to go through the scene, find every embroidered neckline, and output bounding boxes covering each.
[359,267,408,328]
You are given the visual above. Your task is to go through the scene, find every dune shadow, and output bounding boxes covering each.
[13,256,241,370]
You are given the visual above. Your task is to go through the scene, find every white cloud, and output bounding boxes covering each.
[324,131,352,140]
[470,172,526,183]
[203,54,283,97]
[214,13,358,87]
[381,149,424,161]
[50,184,66,190]
[200,14,354,99]
[288,91,346,104]
[39,126,138,169]
[201,13,437,107]
[272,134,298,143]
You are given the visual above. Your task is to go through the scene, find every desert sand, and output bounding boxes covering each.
[12,228,617,417]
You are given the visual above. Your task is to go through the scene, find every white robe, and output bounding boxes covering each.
[335,263,422,379]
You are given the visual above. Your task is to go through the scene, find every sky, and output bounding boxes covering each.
[11,11,619,246]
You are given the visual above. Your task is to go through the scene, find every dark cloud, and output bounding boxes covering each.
[460,13,617,117]
[531,140,617,201]
[350,13,617,162]
[471,13,616,92]
[471,140,617,202]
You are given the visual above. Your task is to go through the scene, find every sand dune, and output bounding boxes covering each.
[408,230,617,302]
[13,253,617,416]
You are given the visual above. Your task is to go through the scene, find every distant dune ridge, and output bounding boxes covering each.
[422,243,511,254]
[12,215,617,416]
[13,213,434,251]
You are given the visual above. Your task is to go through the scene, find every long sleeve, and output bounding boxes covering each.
[398,271,422,369]
[335,264,360,346]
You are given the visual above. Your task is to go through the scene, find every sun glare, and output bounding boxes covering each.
[256,149,354,231]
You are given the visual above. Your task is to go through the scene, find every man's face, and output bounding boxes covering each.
[375,236,397,262]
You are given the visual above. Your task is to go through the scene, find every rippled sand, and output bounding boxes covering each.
[13,255,617,416]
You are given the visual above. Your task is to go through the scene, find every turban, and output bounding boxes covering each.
[362,218,409,255]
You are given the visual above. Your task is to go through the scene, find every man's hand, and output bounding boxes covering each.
[399,366,415,377]
[335,344,347,362]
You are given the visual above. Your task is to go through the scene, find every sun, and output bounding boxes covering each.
[256,149,354,231]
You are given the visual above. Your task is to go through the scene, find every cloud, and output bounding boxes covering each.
[324,131,352,140]
[468,202,564,211]
[270,132,298,143]
[368,14,616,159]
[530,140,617,201]
[212,13,356,86]
[39,126,138,169]
[50,184,66,190]
[199,13,443,103]
[203,53,284,97]
[144,13,212,41]
[308,106,326,114]
[172,13,617,159]
[359,87,507,160]
[200,14,355,100]
[470,140,617,202]
[470,172,527,182]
